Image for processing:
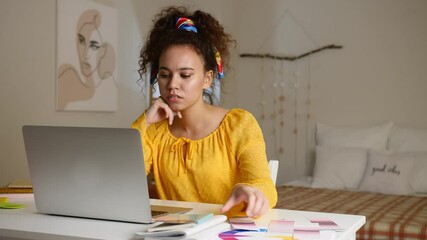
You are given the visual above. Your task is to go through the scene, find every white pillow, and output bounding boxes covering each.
[408,151,427,194]
[358,150,414,195]
[316,121,393,150]
[311,146,368,190]
[388,126,427,152]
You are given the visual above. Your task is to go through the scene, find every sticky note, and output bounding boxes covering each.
[0,202,25,209]
[308,218,344,231]
[268,220,295,233]
[229,217,259,231]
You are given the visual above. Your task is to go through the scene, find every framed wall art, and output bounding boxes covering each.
[56,0,118,112]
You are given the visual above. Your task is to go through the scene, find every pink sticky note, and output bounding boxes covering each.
[268,220,295,233]
[293,223,321,239]
[308,218,344,231]
[229,217,259,231]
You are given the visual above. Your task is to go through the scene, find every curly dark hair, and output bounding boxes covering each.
[138,6,235,103]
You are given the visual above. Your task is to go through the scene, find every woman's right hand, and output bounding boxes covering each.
[145,97,182,126]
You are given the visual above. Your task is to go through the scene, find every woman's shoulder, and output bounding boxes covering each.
[219,108,260,133]
[225,108,257,123]
[220,108,264,145]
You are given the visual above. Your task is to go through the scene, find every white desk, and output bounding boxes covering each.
[0,194,365,240]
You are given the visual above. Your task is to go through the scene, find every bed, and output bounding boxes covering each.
[275,122,427,240]
[276,184,427,240]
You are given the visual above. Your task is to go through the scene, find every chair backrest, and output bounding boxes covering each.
[268,160,279,186]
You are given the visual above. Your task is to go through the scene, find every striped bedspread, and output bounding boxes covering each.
[275,186,427,240]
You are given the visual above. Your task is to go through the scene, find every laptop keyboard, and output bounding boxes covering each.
[151,210,168,217]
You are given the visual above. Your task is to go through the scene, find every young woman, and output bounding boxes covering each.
[132,6,277,218]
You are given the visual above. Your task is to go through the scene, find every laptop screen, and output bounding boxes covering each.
[22,125,153,223]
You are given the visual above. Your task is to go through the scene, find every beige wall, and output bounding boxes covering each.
[0,0,147,186]
[1,0,426,186]
[235,0,427,184]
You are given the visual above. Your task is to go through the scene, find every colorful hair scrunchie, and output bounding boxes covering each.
[214,48,224,79]
[175,17,198,33]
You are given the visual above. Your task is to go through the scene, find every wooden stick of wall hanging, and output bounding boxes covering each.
[240,44,343,61]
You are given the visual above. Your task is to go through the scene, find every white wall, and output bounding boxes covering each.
[1,0,426,187]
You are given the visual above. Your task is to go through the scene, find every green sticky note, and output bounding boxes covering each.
[0,202,25,209]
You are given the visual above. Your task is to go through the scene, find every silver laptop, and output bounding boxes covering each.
[22,125,191,223]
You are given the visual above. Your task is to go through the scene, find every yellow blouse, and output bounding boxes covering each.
[131,108,277,207]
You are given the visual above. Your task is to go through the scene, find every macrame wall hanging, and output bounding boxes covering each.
[239,9,342,174]
[240,45,342,163]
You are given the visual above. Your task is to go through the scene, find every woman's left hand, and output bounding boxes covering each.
[220,184,270,218]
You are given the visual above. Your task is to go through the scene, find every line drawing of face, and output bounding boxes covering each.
[57,7,117,111]
[76,10,105,78]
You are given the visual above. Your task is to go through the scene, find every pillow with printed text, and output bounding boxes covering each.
[358,150,414,195]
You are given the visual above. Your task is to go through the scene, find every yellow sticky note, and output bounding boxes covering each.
[0,197,8,203]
